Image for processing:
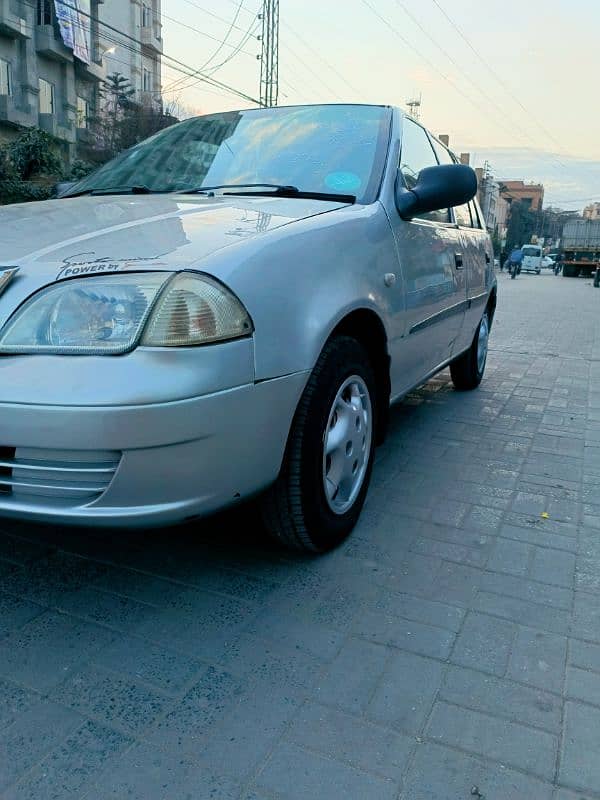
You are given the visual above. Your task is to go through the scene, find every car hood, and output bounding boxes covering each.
[0,193,346,325]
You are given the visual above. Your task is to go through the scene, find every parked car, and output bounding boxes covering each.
[0,104,496,552]
[542,256,556,269]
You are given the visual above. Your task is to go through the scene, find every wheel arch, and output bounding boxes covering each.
[329,308,391,444]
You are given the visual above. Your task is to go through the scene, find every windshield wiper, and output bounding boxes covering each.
[63,185,162,198]
[185,183,356,204]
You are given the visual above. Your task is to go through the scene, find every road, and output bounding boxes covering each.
[0,270,599,800]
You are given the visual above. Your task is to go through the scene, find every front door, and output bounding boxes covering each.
[387,118,467,396]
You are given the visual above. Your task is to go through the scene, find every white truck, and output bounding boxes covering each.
[561,219,600,278]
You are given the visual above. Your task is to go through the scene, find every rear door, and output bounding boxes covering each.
[386,120,468,395]
[428,138,491,355]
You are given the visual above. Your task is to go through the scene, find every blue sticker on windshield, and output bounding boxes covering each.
[325,171,362,193]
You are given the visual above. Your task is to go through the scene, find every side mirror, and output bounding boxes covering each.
[395,164,477,221]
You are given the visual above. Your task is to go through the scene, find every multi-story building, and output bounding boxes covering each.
[0,0,162,159]
[102,0,162,107]
[495,194,511,246]
[583,202,600,221]
[475,165,499,233]
[436,141,500,233]
[499,180,545,212]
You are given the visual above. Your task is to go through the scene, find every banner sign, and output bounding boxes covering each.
[54,0,91,64]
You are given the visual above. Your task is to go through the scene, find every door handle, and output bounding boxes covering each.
[454,253,464,270]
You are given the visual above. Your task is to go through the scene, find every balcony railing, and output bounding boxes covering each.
[0,94,36,127]
[0,0,30,38]
[140,24,163,53]
[36,23,73,62]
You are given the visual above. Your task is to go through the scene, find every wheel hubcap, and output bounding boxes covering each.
[322,375,372,515]
[477,314,489,374]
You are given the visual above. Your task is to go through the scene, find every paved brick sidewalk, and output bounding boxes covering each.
[0,271,599,799]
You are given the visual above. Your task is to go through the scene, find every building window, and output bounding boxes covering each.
[142,3,152,27]
[142,68,152,92]
[77,96,88,128]
[37,0,53,25]
[39,78,55,114]
[0,59,11,96]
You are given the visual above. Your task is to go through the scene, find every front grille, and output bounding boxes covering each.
[0,447,121,503]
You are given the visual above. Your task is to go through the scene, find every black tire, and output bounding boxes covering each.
[450,311,489,391]
[261,336,377,553]
[510,265,516,279]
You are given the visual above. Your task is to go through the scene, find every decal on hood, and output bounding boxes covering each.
[0,267,19,298]
[56,253,167,281]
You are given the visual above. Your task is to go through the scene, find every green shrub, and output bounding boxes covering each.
[0,128,64,205]
[66,159,96,181]
[8,128,63,180]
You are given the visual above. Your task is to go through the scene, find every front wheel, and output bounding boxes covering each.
[510,264,517,279]
[261,336,377,553]
[450,311,490,391]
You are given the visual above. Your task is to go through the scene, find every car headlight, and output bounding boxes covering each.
[0,272,253,354]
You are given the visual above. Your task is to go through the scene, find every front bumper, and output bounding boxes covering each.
[0,372,308,528]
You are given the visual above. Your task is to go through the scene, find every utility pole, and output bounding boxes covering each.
[259,0,279,107]
[406,94,422,121]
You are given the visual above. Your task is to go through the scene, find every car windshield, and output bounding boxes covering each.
[66,105,391,204]
[522,246,541,256]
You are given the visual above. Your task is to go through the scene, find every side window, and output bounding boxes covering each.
[454,201,473,228]
[399,119,448,223]
[430,137,477,228]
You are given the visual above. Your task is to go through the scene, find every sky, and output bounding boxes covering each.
[161,0,600,209]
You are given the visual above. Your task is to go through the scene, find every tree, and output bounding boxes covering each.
[506,201,538,253]
[90,73,179,161]
[100,72,136,113]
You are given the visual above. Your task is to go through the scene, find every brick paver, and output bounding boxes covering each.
[1,271,600,799]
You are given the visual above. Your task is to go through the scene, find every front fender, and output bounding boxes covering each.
[197,202,402,380]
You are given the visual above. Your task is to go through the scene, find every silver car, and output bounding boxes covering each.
[0,104,496,552]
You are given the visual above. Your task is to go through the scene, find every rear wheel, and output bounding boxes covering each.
[450,311,489,391]
[261,336,377,553]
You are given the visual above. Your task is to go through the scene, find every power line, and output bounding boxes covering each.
[359,1,521,136]
[392,0,563,163]
[282,25,365,100]
[165,0,364,103]
[163,16,261,94]
[429,0,569,158]
[360,0,572,181]
[283,42,339,100]
[42,0,261,105]
[161,10,256,60]
[196,0,246,72]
